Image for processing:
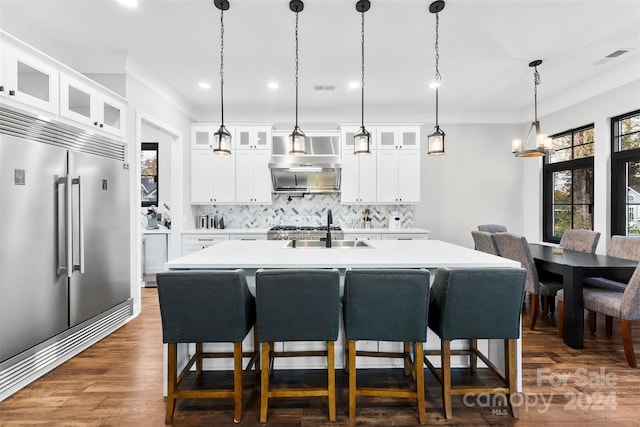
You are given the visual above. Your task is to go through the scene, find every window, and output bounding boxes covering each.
[543,125,595,243]
[611,109,640,235]
[141,143,158,207]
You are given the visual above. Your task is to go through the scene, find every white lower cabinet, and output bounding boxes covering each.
[142,234,168,276]
[381,233,429,240]
[229,233,267,241]
[342,232,381,240]
[181,234,229,255]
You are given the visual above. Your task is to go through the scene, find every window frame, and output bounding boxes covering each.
[542,124,595,243]
[141,142,159,208]
[611,109,640,236]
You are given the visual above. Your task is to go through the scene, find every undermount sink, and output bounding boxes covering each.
[284,240,372,249]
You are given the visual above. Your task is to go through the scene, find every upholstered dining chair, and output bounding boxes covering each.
[477,224,508,233]
[471,230,500,255]
[255,268,341,423]
[424,267,527,419]
[494,233,563,329]
[343,269,430,424]
[559,229,601,253]
[557,262,640,367]
[156,270,259,424]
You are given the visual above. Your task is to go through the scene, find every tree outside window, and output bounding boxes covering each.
[141,143,158,207]
[612,110,640,236]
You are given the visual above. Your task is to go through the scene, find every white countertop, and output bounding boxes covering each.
[342,227,430,234]
[181,227,430,235]
[166,239,517,270]
[142,227,171,235]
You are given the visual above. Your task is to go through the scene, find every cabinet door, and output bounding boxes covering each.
[235,126,271,150]
[252,150,272,203]
[59,74,96,127]
[358,153,377,202]
[190,150,214,203]
[212,152,236,203]
[3,46,59,115]
[191,126,213,149]
[400,128,419,149]
[376,150,399,203]
[397,150,420,203]
[340,153,360,203]
[235,150,253,202]
[376,128,398,150]
[99,95,126,138]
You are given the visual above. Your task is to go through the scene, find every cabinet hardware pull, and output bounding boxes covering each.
[9,90,15,96]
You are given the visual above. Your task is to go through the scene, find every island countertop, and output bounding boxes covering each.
[166,239,519,270]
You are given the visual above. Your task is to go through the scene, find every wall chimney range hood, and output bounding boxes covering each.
[269,131,342,194]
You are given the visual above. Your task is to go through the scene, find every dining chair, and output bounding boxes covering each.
[477,224,508,233]
[424,267,527,419]
[471,230,500,255]
[559,229,601,253]
[255,268,341,423]
[557,262,640,367]
[343,269,430,424]
[156,270,259,424]
[494,233,563,329]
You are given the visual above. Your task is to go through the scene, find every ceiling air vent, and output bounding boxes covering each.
[313,85,335,91]
[593,49,630,65]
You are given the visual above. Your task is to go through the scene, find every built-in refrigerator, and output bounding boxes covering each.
[0,106,131,363]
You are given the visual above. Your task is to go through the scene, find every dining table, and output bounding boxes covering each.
[528,243,638,349]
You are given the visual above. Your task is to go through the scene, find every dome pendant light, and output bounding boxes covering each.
[353,0,371,155]
[512,60,555,157]
[213,0,232,155]
[289,0,306,155]
[427,0,445,156]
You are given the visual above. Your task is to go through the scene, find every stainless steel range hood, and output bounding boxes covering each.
[269,154,341,194]
[269,131,342,194]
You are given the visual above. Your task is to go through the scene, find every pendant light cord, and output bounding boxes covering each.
[434,11,440,127]
[294,10,299,128]
[361,11,365,128]
[533,65,540,123]
[219,8,225,126]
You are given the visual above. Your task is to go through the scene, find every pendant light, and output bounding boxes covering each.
[512,60,555,157]
[353,0,371,155]
[289,0,306,155]
[427,0,445,156]
[213,0,232,155]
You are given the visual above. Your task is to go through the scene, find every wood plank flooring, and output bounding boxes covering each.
[1,289,639,426]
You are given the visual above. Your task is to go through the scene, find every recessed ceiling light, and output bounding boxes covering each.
[198,82,211,90]
[268,81,279,89]
[428,81,440,89]
[117,0,138,8]
[348,81,360,89]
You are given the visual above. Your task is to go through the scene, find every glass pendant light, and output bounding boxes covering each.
[289,0,306,155]
[427,0,445,156]
[213,0,231,155]
[353,0,371,155]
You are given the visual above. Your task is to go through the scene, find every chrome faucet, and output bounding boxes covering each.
[326,209,333,248]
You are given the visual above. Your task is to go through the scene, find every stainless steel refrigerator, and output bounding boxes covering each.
[0,106,131,363]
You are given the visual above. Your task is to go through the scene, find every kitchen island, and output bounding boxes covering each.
[165,239,523,389]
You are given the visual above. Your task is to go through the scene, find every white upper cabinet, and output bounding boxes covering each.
[235,126,272,150]
[191,125,236,150]
[376,149,420,204]
[190,150,236,204]
[375,126,420,150]
[235,150,272,204]
[1,45,59,115]
[59,74,126,138]
[340,125,376,204]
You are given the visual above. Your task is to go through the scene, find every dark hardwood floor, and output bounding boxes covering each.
[1,289,639,426]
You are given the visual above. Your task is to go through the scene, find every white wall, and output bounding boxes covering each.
[415,123,523,248]
[522,79,640,253]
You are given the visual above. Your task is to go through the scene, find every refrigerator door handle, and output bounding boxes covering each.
[72,176,85,274]
[56,175,72,278]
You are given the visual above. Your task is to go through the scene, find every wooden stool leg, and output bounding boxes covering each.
[621,320,637,368]
[260,342,270,423]
[442,340,452,420]
[328,341,336,422]
[404,342,411,376]
[606,316,613,338]
[588,311,597,335]
[195,342,203,376]
[542,296,549,314]
[507,339,519,419]
[165,343,177,424]
[470,339,478,373]
[348,340,357,421]
[415,342,426,424]
[253,326,260,376]
[558,301,564,338]
[233,342,243,423]
[529,294,539,330]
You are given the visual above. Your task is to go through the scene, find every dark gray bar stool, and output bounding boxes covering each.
[156,270,258,424]
[343,269,430,424]
[425,267,526,419]
[255,268,341,423]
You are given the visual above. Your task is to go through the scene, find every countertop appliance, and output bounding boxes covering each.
[267,225,344,241]
[0,106,131,363]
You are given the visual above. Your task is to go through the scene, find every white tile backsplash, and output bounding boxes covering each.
[195,195,414,229]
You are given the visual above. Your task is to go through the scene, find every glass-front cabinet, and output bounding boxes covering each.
[235,126,271,150]
[1,45,59,115]
[376,126,420,150]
